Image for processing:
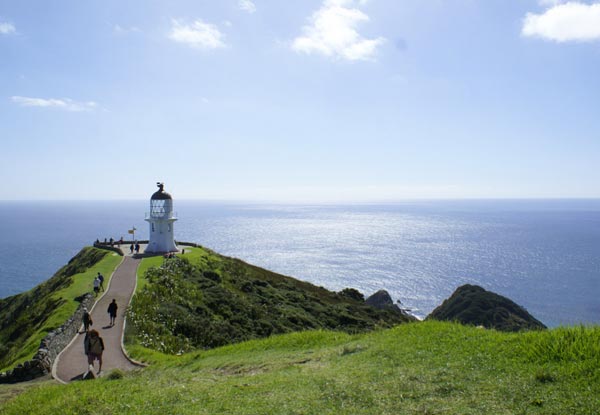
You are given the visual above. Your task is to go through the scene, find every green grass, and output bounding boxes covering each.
[0,248,123,371]
[0,377,54,406]
[2,321,599,414]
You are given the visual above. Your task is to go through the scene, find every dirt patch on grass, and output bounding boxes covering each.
[0,375,53,404]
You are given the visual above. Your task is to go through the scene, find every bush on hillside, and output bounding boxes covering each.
[338,288,365,302]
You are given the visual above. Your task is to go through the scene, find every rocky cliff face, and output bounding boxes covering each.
[427,284,546,331]
[365,290,396,309]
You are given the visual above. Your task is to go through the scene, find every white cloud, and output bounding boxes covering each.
[169,19,226,49]
[11,96,97,112]
[292,0,385,61]
[523,2,600,42]
[238,0,257,14]
[0,21,16,35]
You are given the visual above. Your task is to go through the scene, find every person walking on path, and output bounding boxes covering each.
[129,243,134,254]
[55,256,141,383]
[134,242,140,254]
[93,277,101,296]
[107,299,118,326]
[97,272,105,292]
[82,307,92,333]
[84,329,105,375]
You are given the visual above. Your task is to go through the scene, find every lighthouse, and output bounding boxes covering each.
[145,182,178,253]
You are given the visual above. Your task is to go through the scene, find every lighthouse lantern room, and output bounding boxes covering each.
[145,182,178,253]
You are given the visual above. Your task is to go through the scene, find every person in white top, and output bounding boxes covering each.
[93,277,101,296]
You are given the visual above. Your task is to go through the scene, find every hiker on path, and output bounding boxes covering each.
[93,277,101,296]
[97,272,105,292]
[135,243,140,254]
[107,299,118,326]
[84,329,105,375]
[82,307,92,333]
[129,244,134,254]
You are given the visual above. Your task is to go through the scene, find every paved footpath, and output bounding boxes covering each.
[54,252,143,382]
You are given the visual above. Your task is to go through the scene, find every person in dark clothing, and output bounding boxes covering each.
[84,329,105,375]
[107,299,118,326]
[82,307,92,332]
[97,272,105,292]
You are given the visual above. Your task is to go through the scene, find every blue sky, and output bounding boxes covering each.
[1,0,599,201]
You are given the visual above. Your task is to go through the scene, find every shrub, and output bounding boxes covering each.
[338,288,365,302]
[106,369,125,380]
[203,271,221,283]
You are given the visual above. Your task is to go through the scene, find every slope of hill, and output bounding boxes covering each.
[427,284,546,331]
[0,247,122,371]
[2,321,599,414]
[125,247,414,354]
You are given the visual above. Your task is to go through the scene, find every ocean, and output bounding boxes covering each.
[1,199,599,327]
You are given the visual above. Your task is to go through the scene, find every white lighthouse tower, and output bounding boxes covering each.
[145,182,178,253]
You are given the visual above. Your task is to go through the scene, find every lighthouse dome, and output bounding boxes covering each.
[151,183,172,200]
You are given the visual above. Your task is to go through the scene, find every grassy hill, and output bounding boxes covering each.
[1,321,599,414]
[125,246,413,354]
[0,247,122,371]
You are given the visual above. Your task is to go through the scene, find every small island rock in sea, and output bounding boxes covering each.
[427,284,546,332]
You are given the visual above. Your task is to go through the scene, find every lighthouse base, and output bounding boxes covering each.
[145,217,178,253]
[144,241,178,254]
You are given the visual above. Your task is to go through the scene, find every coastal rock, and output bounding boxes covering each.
[365,290,396,310]
[365,290,416,320]
[427,284,546,332]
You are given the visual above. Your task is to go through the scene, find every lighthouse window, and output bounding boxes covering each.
[152,223,155,232]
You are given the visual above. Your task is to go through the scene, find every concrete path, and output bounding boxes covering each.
[54,250,144,382]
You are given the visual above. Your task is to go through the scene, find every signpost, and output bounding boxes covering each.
[128,226,137,242]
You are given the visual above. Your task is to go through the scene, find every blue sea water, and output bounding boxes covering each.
[0,199,599,327]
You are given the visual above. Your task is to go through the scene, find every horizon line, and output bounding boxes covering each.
[1,197,600,204]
